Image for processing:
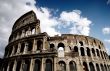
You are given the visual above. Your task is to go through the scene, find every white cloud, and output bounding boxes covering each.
[0,0,92,58]
[0,0,60,58]
[59,10,92,36]
[104,39,110,43]
[102,27,110,34]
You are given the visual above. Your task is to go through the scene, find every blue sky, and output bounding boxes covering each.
[0,0,110,57]
[36,0,110,52]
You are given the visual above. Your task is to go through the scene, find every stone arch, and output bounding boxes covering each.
[100,64,104,71]
[58,42,65,49]
[27,41,33,51]
[80,47,85,56]
[9,62,14,71]
[89,62,95,71]
[22,59,30,71]
[37,40,43,50]
[74,46,78,52]
[83,62,89,71]
[50,43,55,51]
[33,59,41,71]
[8,47,13,56]
[104,64,107,71]
[20,42,25,53]
[92,48,95,56]
[96,49,100,57]
[69,61,77,71]
[14,45,18,54]
[31,27,35,34]
[45,59,52,71]
[79,41,83,46]
[58,61,66,71]
[87,47,91,56]
[16,61,22,71]
[96,63,100,71]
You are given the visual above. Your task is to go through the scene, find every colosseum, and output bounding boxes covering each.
[0,10,110,71]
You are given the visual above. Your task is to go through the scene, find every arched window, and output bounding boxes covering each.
[79,41,83,46]
[58,43,65,57]
[104,64,107,71]
[58,61,66,71]
[14,45,18,54]
[58,43,65,49]
[34,59,41,71]
[50,44,55,51]
[22,60,30,71]
[9,62,14,71]
[83,62,88,71]
[96,63,100,71]
[69,61,77,71]
[8,47,13,56]
[20,43,25,53]
[87,47,91,56]
[89,62,95,71]
[100,64,104,71]
[74,46,78,52]
[37,40,43,50]
[45,59,52,71]
[96,49,100,57]
[31,27,35,34]
[92,48,95,56]
[80,47,85,56]
[27,41,33,51]
[16,61,21,71]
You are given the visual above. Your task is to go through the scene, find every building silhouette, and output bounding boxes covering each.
[0,11,110,71]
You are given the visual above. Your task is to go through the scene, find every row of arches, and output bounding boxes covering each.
[5,40,43,57]
[83,62,110,71]
[74,46,108,60]
[9,26,37,42]
[2,59,77,71]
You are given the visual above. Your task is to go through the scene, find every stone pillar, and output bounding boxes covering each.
[66,62,70,71]
[41,58,44,71]
[99,64,102,71]
[13,60,17,71]
[43,37,46,50]
[84,47,87,56]
[33,39,37,52]
[28,27,31,35]
[6,64,9,71]
[11,46,15,56]
[17,43,21,54]
[35,25,38,34]
[29,59,34,71]
[93,63,97,71]
[54,57,56,71]
[90,48,94,60]
[87,62,90,71]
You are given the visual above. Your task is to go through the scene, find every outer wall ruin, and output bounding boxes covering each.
[1,11,110,71]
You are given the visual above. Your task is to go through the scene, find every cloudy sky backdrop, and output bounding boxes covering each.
[0,0,110,58]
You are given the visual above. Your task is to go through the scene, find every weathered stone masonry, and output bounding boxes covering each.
[0,11,110,71]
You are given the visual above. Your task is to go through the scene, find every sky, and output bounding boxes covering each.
[0,0,110,58]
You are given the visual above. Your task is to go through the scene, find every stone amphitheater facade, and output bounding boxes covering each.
[1,11,110,71]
